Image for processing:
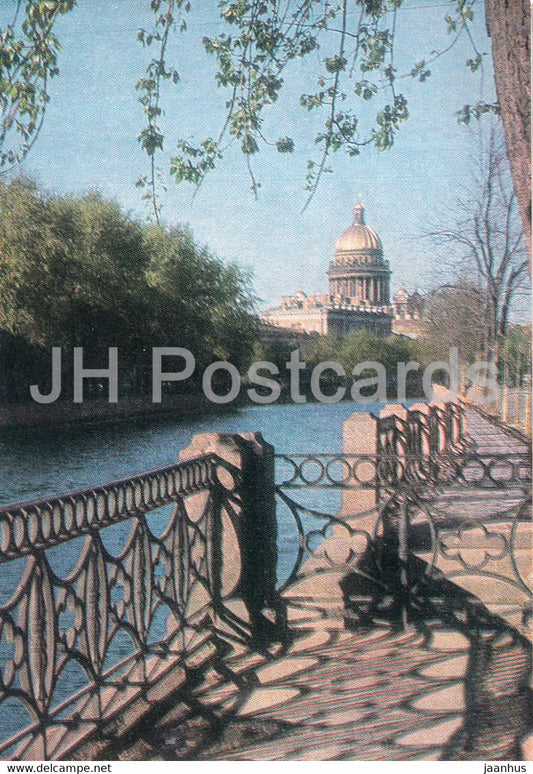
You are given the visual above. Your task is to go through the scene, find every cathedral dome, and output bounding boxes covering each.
[334,201,383,257]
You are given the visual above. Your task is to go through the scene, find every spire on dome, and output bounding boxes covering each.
[353,197,365,225]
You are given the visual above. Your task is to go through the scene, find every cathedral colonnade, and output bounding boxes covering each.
[329,274,390,304]
[261,199,394,338]
[327,199,391,307]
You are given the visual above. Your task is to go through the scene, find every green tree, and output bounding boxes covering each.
[51,192,151,354]
[0,179,154,397]
[303,335,341,368]
[0,176,65,346]
[145,224,257,374]
[339,329,418,397]
[0,0,75,170]
[0,178,257,401]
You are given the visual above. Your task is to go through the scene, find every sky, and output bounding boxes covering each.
[3,0,517,312]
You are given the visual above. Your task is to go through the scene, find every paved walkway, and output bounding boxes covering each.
[415,408,531,635]
[464,406,529,455]
[106,409,531,762]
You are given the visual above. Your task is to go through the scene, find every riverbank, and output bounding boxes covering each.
[0,393,218,431]
[0,389,425,432]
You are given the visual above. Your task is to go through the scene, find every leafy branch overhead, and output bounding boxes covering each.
[0,0,492,212]
[135,0,487,209]
[0,0,75,171]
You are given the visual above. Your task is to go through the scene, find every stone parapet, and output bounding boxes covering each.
[180,433,281,644]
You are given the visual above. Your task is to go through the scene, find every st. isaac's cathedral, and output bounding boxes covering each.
[262,199,395,338]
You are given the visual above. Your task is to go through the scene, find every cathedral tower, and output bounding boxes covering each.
[327,199,391,306]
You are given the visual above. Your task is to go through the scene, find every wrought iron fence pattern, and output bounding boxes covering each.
[0,454,241,759]
[275,452,531,489]
[0,401,530,760]
[274,481,395,593]
[275,450,532,625]
[376,401,473,459]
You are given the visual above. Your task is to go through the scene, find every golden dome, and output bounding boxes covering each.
[334,201,383,255]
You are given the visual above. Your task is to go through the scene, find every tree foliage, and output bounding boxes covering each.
[0,177,256,401]
[0,0,75,170]
[0,0,495,213]
[0,2,529,272]
[144,223,257,370]
[259,328,424,399]
[136,0,486,207]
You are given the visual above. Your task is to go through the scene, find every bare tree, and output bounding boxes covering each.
[424,281,487,364]
[427,124,529,364]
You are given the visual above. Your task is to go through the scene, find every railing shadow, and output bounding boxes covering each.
[340,544,532,760]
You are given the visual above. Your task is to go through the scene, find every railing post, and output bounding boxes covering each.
[377,406,411,630]
[445,402,454,451]
[408,403,431,454]
[398,495,410,629]
[380,404,409,480]
[431,402,448,454]
[428,404,439,457]
[179,433,281,645]
[407,402,436,481]
[342,412,379,514]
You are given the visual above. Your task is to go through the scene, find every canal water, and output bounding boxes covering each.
[0,401,384,505]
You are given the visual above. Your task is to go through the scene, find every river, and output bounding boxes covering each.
[0,401,385,506]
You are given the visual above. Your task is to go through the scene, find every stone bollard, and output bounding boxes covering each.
[341,413,379,518]
[343,409,410,627]
[343,411,379,456]
[179,432,282,645]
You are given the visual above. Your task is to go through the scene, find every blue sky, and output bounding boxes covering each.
[4,0,504,309]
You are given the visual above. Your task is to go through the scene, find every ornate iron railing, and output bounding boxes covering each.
[0,454,242,760]
[275,451,531,489]
[376,401,473,461]
[274,450,532,632]
[0,401,530,760]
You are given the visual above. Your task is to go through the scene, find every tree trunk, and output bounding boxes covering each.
[485,0,531,264]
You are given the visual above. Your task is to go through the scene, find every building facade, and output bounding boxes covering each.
[391,286,429,338]
[262,200,393,338]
